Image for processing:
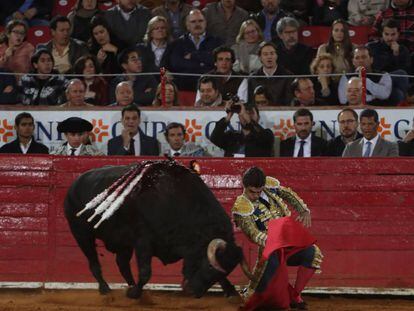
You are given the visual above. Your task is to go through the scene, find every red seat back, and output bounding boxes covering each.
[27,26,52,46]
[52,0,77,17]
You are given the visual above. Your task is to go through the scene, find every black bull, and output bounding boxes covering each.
[64,160,250,298]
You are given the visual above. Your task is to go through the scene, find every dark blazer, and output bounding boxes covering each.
[107,129,159,156]
[0,137,49,154]
[248,66,293,106]
[343,137,399,157]
[169,33,222,90]
[209,117,274,157]
[136,42,173,74]
[249,9,290,42]
[398,140,414,156]
[276,42,314,75]
[280,134,327,157]
[326,132,363,157]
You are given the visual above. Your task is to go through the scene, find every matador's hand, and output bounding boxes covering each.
[296,211,311,228]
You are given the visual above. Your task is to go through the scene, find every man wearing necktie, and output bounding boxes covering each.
[52,117,104,156]
[280,108,327,157]
[107,105,160,156]
[343,109,399,157]
[160,122,210,157]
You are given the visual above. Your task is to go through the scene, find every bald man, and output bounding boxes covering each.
[169,9,222,90]
[112,81,135,106]
[60,79,94,108]
[346,77,363,106]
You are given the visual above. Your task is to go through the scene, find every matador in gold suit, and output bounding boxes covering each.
[232,167,323,310]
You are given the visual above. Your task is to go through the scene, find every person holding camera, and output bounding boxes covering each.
[209,99,274,157]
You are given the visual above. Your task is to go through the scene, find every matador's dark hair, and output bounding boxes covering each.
[242,167,266,188]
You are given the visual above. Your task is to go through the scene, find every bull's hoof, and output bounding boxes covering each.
[126,285,142,299]
[99,283,111,295]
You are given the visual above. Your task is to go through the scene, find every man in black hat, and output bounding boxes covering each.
[52,117,104,156]
[0,113,49,154]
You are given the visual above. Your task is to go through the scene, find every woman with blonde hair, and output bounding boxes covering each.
[152,81,179,107]
[317,19,354,75]
[231,19,264,74]
[136,15,173,74]
[0,19,34,78]
[310,53,339,105]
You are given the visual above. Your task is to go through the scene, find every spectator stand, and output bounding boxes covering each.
[299,26,371,48]
[52,0,77,17]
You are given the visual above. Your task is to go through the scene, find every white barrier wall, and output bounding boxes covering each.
[0,108,412,155]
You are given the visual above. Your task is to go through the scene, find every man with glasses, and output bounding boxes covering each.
[343,108,398,157]
[169,9,222,90]
[326,108,362,156]
[109,47,157,106]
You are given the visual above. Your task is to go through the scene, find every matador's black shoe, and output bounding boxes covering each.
[290,300,308,310]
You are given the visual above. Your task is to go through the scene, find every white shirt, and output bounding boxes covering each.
[263,67,277,77]
[66,144,82,156]
[189,33,206,50]
[169,147,182,156]
[119,5,136,21]
[20,139,32,154]
[362,134,379,157]
[294,134,312,157]
[151,41,167,67]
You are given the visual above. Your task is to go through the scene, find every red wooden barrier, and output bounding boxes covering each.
[0,156,413,291]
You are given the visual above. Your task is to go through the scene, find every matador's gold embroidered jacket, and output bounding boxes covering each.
[232,176,310,247]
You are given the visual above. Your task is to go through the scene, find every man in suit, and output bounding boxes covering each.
[326,108,362,156]
[52,117,103,156]
[280,108,327,157]
[399,126,414,156]
[0,112,48,154]
[107,105,159,156]
[160,122,210,157]
[343,109,399,157]
[168,9,222,90]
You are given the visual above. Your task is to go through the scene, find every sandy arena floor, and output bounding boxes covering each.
[0,289,413,311]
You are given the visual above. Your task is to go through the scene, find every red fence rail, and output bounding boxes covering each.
[0,156,413,290]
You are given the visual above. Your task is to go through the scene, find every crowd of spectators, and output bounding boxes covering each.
[1,0,414,157]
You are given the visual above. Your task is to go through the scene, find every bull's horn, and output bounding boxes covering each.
[207,239,227,274]
[240,256,253,280]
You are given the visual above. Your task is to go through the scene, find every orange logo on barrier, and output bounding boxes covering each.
[185,119,202,142]
[273,119,295,140]
[0,119,14,143]
[89,119,109,142]
[377,117,392,138]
